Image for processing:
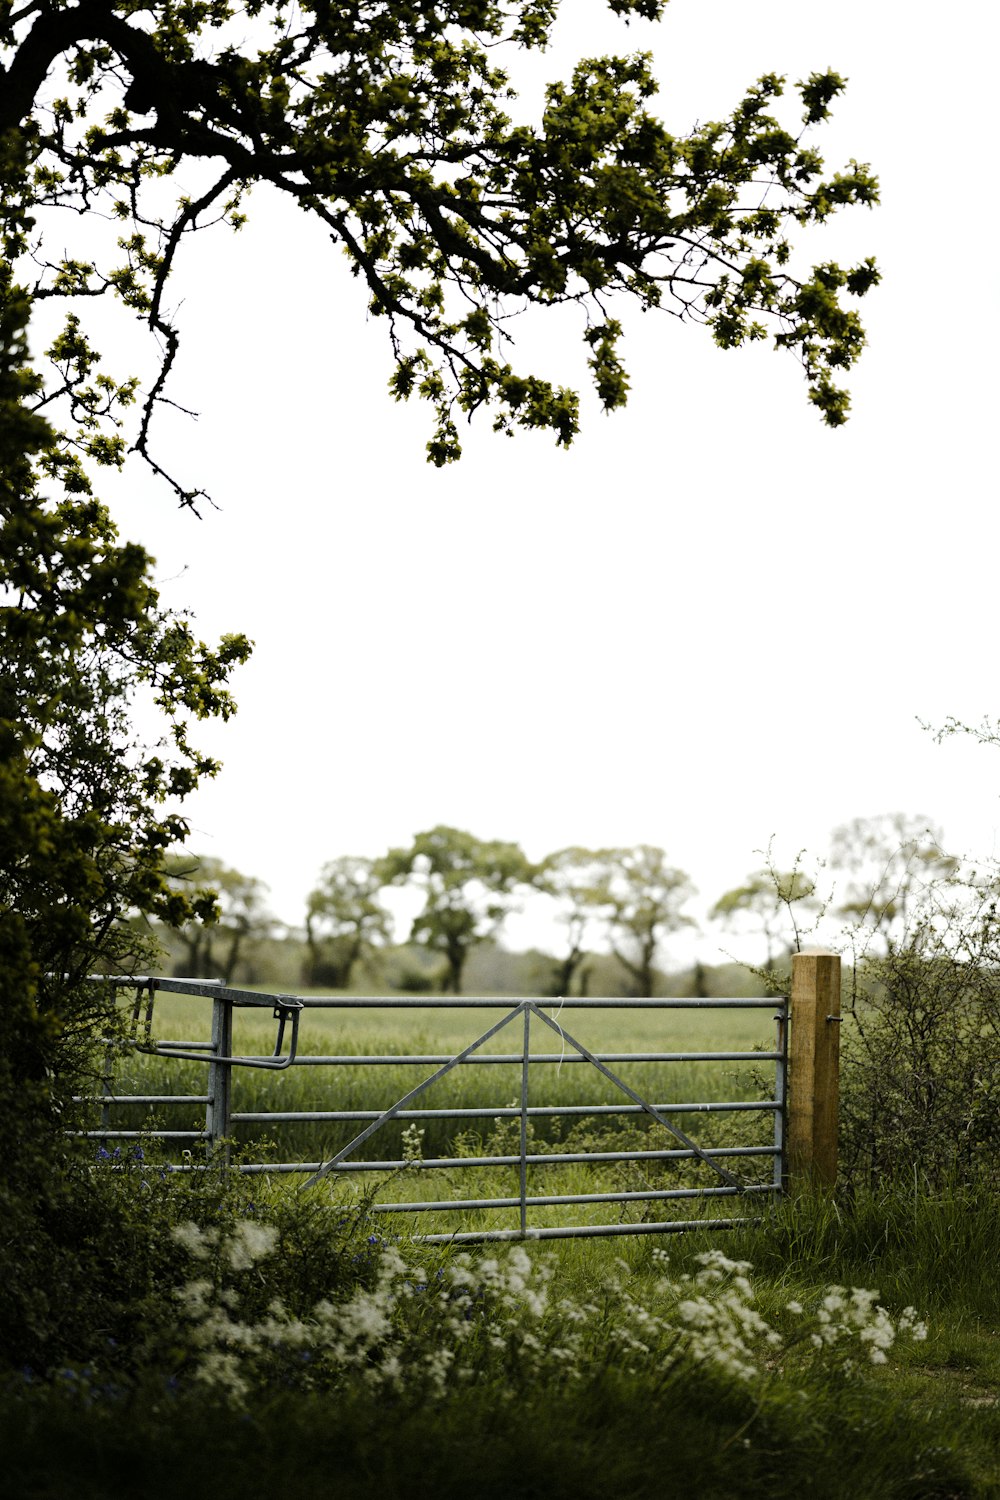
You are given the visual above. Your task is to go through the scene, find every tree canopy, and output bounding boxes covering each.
[0,282,249,1121]
[164,852,273,983]
[378,824,531,992]
[830,813,959,957]
[586,844,694,997]
[2,0,879,493]
[711,863,818,968]
[304,855,392,988]
[535,845,608,996]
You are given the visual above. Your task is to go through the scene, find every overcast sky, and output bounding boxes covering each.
[92,0,999,960]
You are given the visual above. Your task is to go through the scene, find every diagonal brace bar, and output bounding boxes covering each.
[530,1005,742,1189]
[302,1002,529,1189]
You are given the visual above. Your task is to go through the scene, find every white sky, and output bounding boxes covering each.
[88,0,999,961]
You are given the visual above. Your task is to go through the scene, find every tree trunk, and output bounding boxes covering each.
[445,938,466,994]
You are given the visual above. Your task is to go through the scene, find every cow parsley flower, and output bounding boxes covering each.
[226,1220,279,1270]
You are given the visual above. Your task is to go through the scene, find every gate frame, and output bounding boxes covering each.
[76,952,841,1238]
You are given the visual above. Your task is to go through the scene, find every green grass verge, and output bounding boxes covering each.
[4,1176,1000,1499]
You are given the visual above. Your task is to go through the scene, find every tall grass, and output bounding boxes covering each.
[6,1171,998,1500]
[721,1177,1000,1321]
[23,994,1000,1499]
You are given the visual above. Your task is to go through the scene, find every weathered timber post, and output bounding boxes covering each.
[787,951,841,1190]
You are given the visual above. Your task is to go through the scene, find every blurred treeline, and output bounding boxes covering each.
[144,813,960,1001]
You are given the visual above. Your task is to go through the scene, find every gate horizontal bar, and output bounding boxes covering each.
[290,998,783,1011]
[75,1094,211,1105]
[68,1129,207,1139]
[230,1099,780,1124]
[411,1218,761,1244]
[221,1144,776,1174]
[370,1184,779,1214]
[96,978,783,1011]
[282,1050,781,1066]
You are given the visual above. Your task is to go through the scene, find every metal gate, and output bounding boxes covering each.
[75,979,788,1243]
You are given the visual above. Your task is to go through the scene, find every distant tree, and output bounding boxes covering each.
[588,846,696,998]
[378,827,531,994]
[830,813,959,956]
[304,857,393,989]
[711,863,819,967]
[686,960,710,999]
[535,846,606,996]
[165,855,272,985]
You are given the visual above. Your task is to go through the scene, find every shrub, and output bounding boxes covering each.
[839,877,1000,1191]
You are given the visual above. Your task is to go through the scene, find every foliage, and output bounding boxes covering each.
[158,1233,925,1406]
[585,844,695,996]
[5,1098,999,1500]
[838,870,1000,1191]
[5,1174,964,1500]
[1,0,879,499]
[162,852,273,984]
[378,825,532,992]
[0,276,250,1126]
[304,855,392,988]
[730,1176,1000,1323]
[711,860,819,968]
[709,825,1000,1193]
[534,845,606,996]
[830,812,958,957]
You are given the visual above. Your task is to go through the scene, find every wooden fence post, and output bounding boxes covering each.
[787,951,841,1190]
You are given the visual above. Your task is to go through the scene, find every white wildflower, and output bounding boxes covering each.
[899,1307,928,1341]
[226,1220,279,1270]
[424,1346,455,1392]
[174,1277,213,1317]
[194,1350,249,1403]
[336,1291,392,1346]
[171,1221,214,1260]
[676,1297,714,1329]
[508,1246,533,1278]
[379,1246,409,1279]
[401,1123,425,1163]
[521,1288,548,1318]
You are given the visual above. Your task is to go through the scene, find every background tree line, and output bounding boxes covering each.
[154,811,960,998]
[158,807,1000,1192]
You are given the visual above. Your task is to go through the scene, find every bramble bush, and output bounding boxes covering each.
[741,847,1000,1193]
[839,872,1000,1191]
